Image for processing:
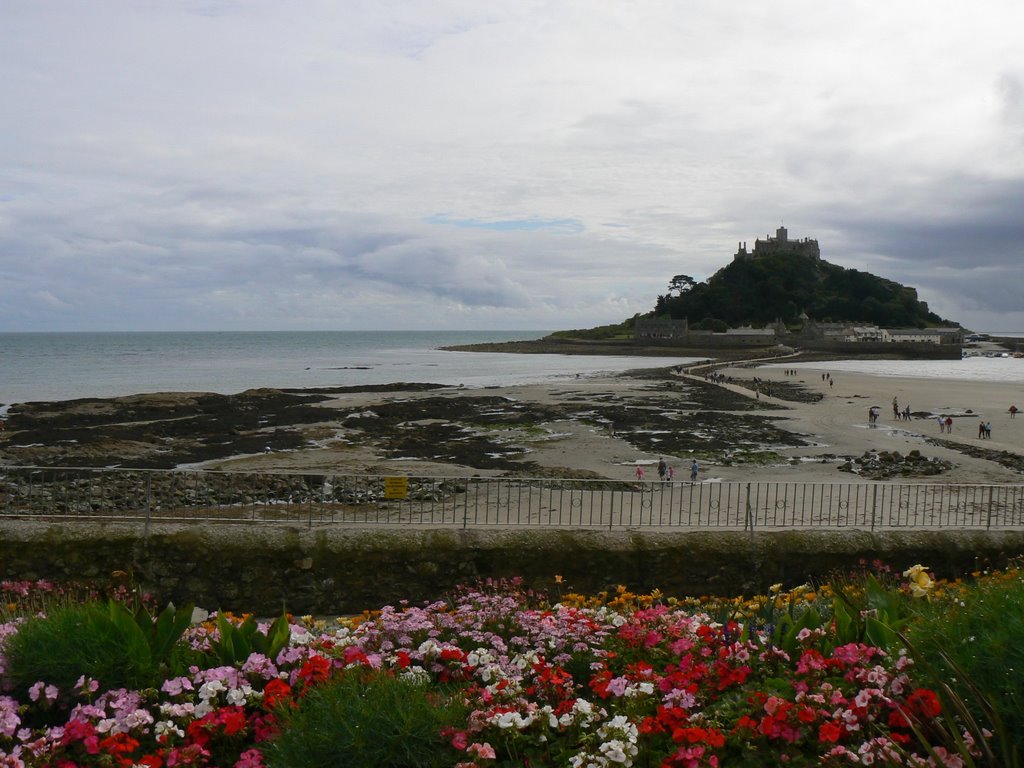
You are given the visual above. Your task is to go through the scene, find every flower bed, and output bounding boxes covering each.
[0,565,1015,767]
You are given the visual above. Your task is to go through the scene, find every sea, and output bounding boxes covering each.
[2,330,1022,409]
[0,330,697,407]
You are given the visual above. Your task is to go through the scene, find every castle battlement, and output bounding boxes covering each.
[734,226,820,261]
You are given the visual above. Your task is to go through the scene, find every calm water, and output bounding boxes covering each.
[0,331,698,406]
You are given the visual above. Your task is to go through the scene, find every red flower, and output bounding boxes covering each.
[818,721,843,744]
[61,719,97,747]
[298,653,333,685]
[796,705,816,724]
[98,732,140,760]
[219,706,247,736]
[907,688,942,719]
[262,678,293,710]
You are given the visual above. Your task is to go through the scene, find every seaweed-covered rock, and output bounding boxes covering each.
[840,449,953,480]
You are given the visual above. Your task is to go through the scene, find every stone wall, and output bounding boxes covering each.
[1,519,1021,614]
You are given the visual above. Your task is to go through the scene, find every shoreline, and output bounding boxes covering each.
[1,356,1022,486]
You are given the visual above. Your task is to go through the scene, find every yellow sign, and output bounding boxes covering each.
[383,476,408,499]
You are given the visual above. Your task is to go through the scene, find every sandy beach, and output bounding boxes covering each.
[2,357,1022,485]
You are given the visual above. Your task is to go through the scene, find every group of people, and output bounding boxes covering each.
[636,458,699,483]
[891,397,912,421]
[978,420,993,439]
[868,397,912,425]
[937,416,954,434]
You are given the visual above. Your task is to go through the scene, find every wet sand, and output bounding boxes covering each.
[4,356,1021,486]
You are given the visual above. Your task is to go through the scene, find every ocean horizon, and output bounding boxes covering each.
[0,330,697,407]
[2,329,1023,409]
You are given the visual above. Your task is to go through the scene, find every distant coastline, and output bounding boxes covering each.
[442,336,981,363]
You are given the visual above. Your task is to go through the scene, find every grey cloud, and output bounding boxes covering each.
[4,3,1024,332]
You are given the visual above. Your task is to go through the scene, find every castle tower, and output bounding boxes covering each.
[776,226,788,244]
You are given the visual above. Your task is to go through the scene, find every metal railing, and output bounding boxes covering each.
[2,466,1023,531]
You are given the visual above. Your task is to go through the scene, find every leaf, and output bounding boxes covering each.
[106,601,153,669]
[264,613,293,660]
[864,616,897,650]
[832,600,855,644]
[150,602,193,663]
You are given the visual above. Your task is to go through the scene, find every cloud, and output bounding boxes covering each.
[2,2,1024,331]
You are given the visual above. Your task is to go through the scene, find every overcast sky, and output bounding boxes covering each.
[3,1,1024,333]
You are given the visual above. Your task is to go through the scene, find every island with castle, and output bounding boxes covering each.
[632,226,965,356]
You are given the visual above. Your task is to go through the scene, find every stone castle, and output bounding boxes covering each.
[633,225,963,355]
[733,225,820,262]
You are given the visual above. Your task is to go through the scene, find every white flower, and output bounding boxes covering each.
[599,739,631,764]
[398,667,431,685]
[226,687,247,706]
[198,679,226,701]
[155,720,185,739]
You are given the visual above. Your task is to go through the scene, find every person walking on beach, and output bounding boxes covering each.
[937,415,945,433]
[635,465,645,481]
[892,397,899,419]
[690,459,699,482]
[668,465,675,482]
[979,419,986,439]
[985,422,992,439]
[1010,405,1018,419]
[657,458,667,481]
[945,416,953,433]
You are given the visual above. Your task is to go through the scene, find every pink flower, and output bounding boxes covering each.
[606,677,629,697]
[468,742,496,759]
[235,748,265,768]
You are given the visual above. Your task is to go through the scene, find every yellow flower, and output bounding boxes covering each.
[903,564,935,598]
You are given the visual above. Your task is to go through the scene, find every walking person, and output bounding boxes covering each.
[945,416,953,434]
[635,465,645,481]
[689,459,699,483]
[657,458,667,481]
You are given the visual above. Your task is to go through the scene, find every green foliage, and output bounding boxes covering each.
[547,320,634,340]
[209,612,292,667]
[654,251,952,328]
[907,571,1024,756]
[3,599,193,696]
[829,572,915,650]
[692,317,729,332]
[261,669,468,768]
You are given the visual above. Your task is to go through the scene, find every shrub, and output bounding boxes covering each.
[907,569,1024,756]
[261,669,468,768]
[3,599,193,697]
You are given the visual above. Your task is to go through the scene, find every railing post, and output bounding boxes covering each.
[987,485,994,530]
[870,484,878,531]
[744,482,753,536]
[462,478,469,530]
[144,473,152,539]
